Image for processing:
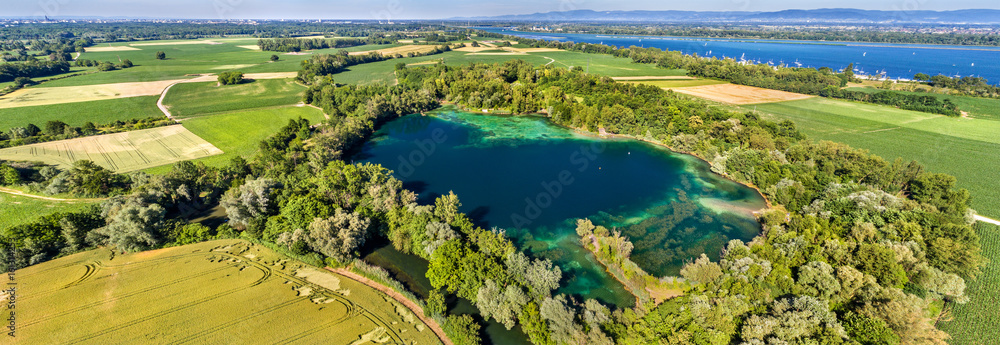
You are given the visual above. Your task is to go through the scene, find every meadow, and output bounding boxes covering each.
[0,125,222,172]
[751,97,1000,218]
[939,222,1000,344]
[0,190,98,229]
[150,105,327,172]
[845,87,1000,121]
[162,78,306,118]
[0,95,161,131]
[11,239,441,344]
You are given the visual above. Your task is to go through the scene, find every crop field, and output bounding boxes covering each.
[622,78,728,88]
[939,222,1000,344]
[0,125,222,172]
[158,106,327,171]
[752,97,1000,218]
[162,78,306,118]
[0,95,161,132]
[672,84,815,104]
[10,240,441,344]
[0,190,98,230]
[0,79,182,108]
[349,44,441,56]
[845,87,1000,121]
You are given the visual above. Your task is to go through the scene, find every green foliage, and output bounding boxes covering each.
[217,70,244,85]
[442,314,482,345]
[155,51,166,60]
[424,289,446,317]
[171,223,215,245]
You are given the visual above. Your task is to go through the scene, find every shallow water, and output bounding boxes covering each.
[359,107,765,309]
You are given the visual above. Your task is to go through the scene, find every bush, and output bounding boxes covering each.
[155,51,166,60]
[218,71,244,85]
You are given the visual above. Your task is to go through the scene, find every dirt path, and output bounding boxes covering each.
[0,187,105,202]
[157,81,184,120]
[975,215,1000,227]
[325,267,453,345]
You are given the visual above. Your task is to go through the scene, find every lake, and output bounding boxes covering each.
[484,28,1000,84]
[357,107,766,343]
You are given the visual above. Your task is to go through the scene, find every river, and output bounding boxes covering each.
[483,28,1000,84]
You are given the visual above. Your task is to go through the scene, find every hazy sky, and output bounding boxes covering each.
[5,0,1000,20]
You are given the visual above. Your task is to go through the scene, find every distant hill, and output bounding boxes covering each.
[450,8,1000,24]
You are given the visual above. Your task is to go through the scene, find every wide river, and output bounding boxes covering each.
[483,28,1000,84]
[358,107,766,344]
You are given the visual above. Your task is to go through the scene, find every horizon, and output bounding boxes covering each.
[4,0,1000,21]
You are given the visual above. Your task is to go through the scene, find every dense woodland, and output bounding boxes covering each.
[516,24,1000,46]
[2,58,981,345]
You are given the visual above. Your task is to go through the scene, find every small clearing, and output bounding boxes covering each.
[670,84,814,105]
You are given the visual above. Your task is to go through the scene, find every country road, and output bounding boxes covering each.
[975,214,1000,226]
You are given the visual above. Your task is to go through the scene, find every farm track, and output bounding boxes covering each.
[0,187,105,202]
[327,267,454,345]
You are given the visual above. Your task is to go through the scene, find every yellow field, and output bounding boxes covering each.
[129,40,223,46]
[669,83,815,105]
[349,45,441,56]
[11,240,442,344]
[83,46,142,52]
[0,125,223,172]
[0,79,184,108]
[237,45,261,50]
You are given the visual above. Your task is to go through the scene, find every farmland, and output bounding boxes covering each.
[621,78,727,88]
[162,78,306,118]
[0,189,99,229]
[672,83,815,104]
[0,79,181,108]
[939,223,1000,344]
[0,95,161,131]
[751,97,1000,218]
[11,239,442,344]
[154,105,327,172]
[845,87,1000,121]
[0,125,222,172]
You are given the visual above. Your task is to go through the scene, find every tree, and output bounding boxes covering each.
[155,51,166,60]
[425,289,446,316]
[0,164,21,186]
[46,120,68,135]
[25,123,41,136]
[172,223,214,245]
[680,253,723,284]
[795,261,840,300]
[914,73,930,82]
[442,314,481,345]
[306,208,371,262]
[270,54,279,62]
[740,296,847,344]
[91,200,166,252]
[220,177,281,231]
[218,70,244,85]
[434,191,461,223]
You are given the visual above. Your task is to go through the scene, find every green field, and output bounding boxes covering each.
[939,222,1000,344]
[0,125,222,172]
[622,79,728,88]
[0,95,162,132]
[751,97,1000,218]
[0,191,98,229]
[13,239,440,344]
[846,87,1000,121]
[162,79,306,118]
[36,40,396,88]
[154,106,326,172]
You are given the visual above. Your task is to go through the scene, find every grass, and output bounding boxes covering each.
[13,239,441,344]
[150,105,327,172]
[162,79,306,119]
[0,95,161,131]
[751,97,1000,218]
[939,222,1000,344]
[0,191,97,230]
[845,87,1000,121]
[622,79,728,88]
[0,125,222,172]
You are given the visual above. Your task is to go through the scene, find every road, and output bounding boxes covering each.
[975,214,1000,226]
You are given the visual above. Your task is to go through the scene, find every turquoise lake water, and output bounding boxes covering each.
[358,107,766,343]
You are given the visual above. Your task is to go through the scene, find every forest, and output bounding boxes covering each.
[515,24,1000,46]
[2,58,980,345]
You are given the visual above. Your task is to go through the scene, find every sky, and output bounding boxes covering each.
[3,0,1000,20]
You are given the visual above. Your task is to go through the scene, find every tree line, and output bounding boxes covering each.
[1,117,172,149]
[257,38,369,52]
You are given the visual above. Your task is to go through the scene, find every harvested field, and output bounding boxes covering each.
[13,240,442,345]
[237,45,261,50]
[611,76,696,81]
[0,79,185,108]
[130,40,221,46]
[670,84,814,105]
[623,79,728,88]
[83,45,142,52]
[0,125,222,172]
[349,45,440,56]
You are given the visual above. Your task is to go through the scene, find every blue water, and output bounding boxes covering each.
[484,28,1000,83]
[358,108,766,307]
